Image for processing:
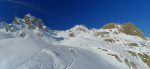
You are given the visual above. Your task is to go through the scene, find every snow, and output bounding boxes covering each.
[0,37,121,69]
[0,14,150,69]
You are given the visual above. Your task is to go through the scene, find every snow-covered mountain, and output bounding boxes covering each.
[0,14,150,69]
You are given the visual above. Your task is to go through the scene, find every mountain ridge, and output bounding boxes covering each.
[0,14,147,39]
[0,14,150,69]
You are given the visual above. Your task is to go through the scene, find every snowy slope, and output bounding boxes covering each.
[0,14,150,69]
[56,24,150,69]
[0,37,120,69]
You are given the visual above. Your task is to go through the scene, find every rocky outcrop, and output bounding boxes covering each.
[102,22,144,39]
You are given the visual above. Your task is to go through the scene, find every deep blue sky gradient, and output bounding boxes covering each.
[0,0,150,37]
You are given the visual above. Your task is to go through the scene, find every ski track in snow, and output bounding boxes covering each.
[64,48,76,69]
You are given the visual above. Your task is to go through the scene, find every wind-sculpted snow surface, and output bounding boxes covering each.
[0,14,150,69]
[0,37,120,69]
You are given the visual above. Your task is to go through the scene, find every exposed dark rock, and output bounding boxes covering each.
[124,58,138,69]
[69,32,75,37]
[138,53,150,68]
[104,38,115,43]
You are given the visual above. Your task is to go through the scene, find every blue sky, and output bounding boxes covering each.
[0,0,150,37]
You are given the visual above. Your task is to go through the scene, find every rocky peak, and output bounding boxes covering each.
[120,23,144,38]
[102,22,145,39]
[23,14,45,29]
[0,14,50,38]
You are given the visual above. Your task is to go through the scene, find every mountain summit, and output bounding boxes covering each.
[102,22,144,38]
[0,14,150,69]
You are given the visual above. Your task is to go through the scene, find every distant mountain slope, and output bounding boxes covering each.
[0,14,150,69]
